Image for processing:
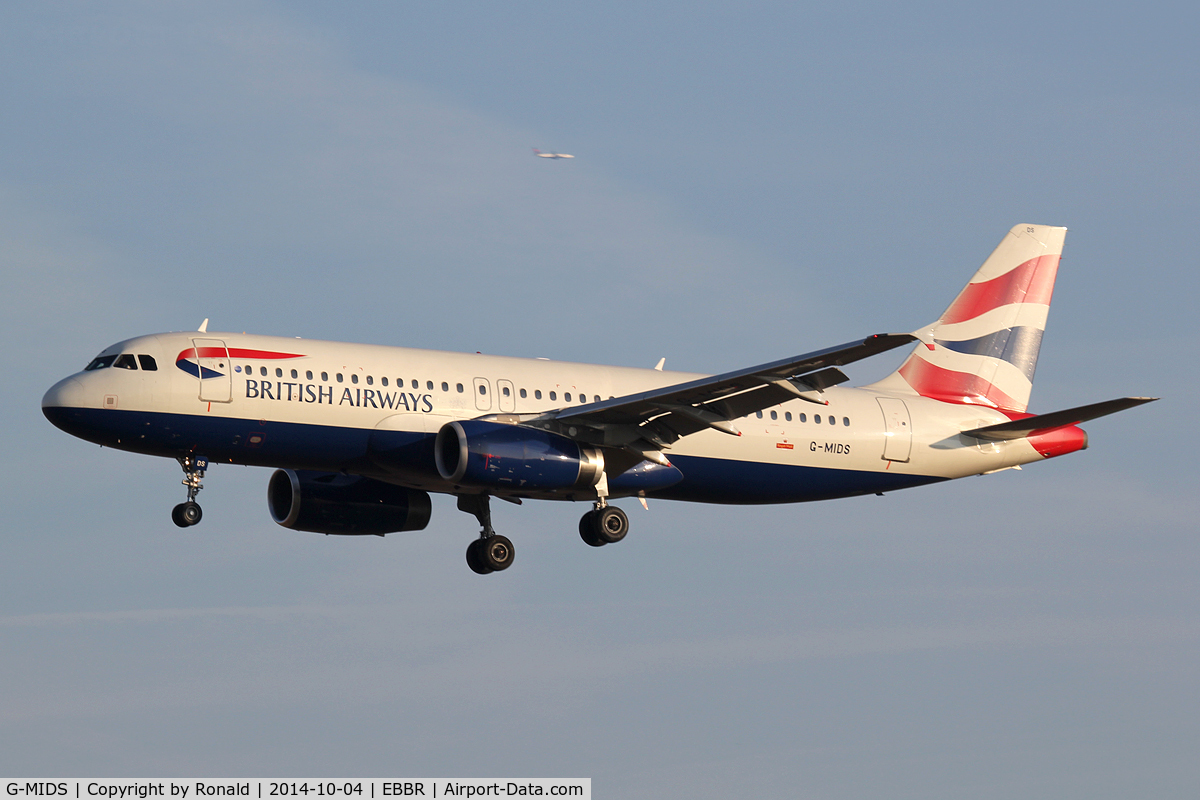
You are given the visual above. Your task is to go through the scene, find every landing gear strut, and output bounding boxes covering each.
[172,455,207,528]
[579,500,629,547]
[458,494,514,574]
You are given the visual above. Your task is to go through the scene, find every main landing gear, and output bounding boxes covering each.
[456,494,633,574]
[579,501,629,548]
[172,455,208,528]
[458,494,514,575]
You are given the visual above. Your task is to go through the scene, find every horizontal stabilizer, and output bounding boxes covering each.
[962,397,1158,441]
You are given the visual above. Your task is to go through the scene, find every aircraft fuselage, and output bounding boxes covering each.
[43,330,1063,506]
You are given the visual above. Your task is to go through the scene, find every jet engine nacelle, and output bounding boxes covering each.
[435,420,604,491]
[268,469,432,535]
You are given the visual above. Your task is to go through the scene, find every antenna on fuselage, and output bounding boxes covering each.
[198,318,209,333]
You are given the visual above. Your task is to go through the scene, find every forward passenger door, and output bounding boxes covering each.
[192,338,232,403]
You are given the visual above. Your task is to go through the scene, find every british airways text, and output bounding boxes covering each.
[245,380,434,411]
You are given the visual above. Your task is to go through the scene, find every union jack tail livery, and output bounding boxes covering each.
[875,224,1066,412]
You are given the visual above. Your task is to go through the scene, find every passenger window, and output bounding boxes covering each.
[114,354,138,370]
[800,413,807,423]
[381,377,388,387]
[549,391,557,401]
[337,373,343,383]
[502,386,510,397]
[785,411,792,421]
[756,411,763,419]
[366,375,373,386]
[321,372,328,381]
[565,392,572,402]
[138,355,158,371]
[276,368,283,378]
[260,366,268,376]
[815,414,821,424]
[594,395,601,403]
[457,383,464,393]
[412,380,418,389]
[843,417,850,426]
[520,388,527,399]
[770,410,777,420]
[85,355,117,371]
[291,369,298,379]
[351,374,359,384]
[479,384,487,395]
[442,382,449,392]
[535,390,542,400]
[427,381,434,390]
[306,370,313,380]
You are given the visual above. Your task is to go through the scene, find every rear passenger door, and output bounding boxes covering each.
[877,397,912,462]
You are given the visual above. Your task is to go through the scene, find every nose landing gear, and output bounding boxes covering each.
[172,455,208,528]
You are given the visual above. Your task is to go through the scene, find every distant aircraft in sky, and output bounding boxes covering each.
[43,224,1154,574]
[533,148,573,159]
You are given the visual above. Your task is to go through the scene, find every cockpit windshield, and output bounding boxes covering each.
[84,352,157,371]
[84,355,117,371]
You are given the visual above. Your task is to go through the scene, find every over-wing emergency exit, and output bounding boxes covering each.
[43,224,1155,574]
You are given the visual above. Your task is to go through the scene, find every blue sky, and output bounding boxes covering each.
[1,2,1196,796]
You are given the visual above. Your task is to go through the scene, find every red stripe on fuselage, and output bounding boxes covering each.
[1027,425,1088,458]
[981,409,1090,458]
[176,347,305,361]
[940,254,1060,325]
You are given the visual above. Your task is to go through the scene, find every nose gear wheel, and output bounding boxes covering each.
[173,455,208,528]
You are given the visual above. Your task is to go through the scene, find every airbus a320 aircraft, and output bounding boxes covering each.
[532,148,574,159]
[43,225,1154,574]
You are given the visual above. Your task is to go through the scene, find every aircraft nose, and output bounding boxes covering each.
[42,377,87,432]
[43,376,85,411]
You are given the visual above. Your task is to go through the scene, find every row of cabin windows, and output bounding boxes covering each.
[81,356,840,421]
[85,354,158,371]
[236,360,840,420]
[756,409,850,426]
[82,355,844,422]
[235,364,606,405]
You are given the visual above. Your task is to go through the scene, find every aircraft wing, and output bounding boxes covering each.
[525,333,916,452]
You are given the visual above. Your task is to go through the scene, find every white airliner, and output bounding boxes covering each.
[43,224,1154,574]
[533,148,574,159]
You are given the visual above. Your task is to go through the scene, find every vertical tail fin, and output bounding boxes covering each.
[871,224,1067,413]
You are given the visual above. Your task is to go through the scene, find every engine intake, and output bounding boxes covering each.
[268,470,432,535]
[434,420,604,491]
